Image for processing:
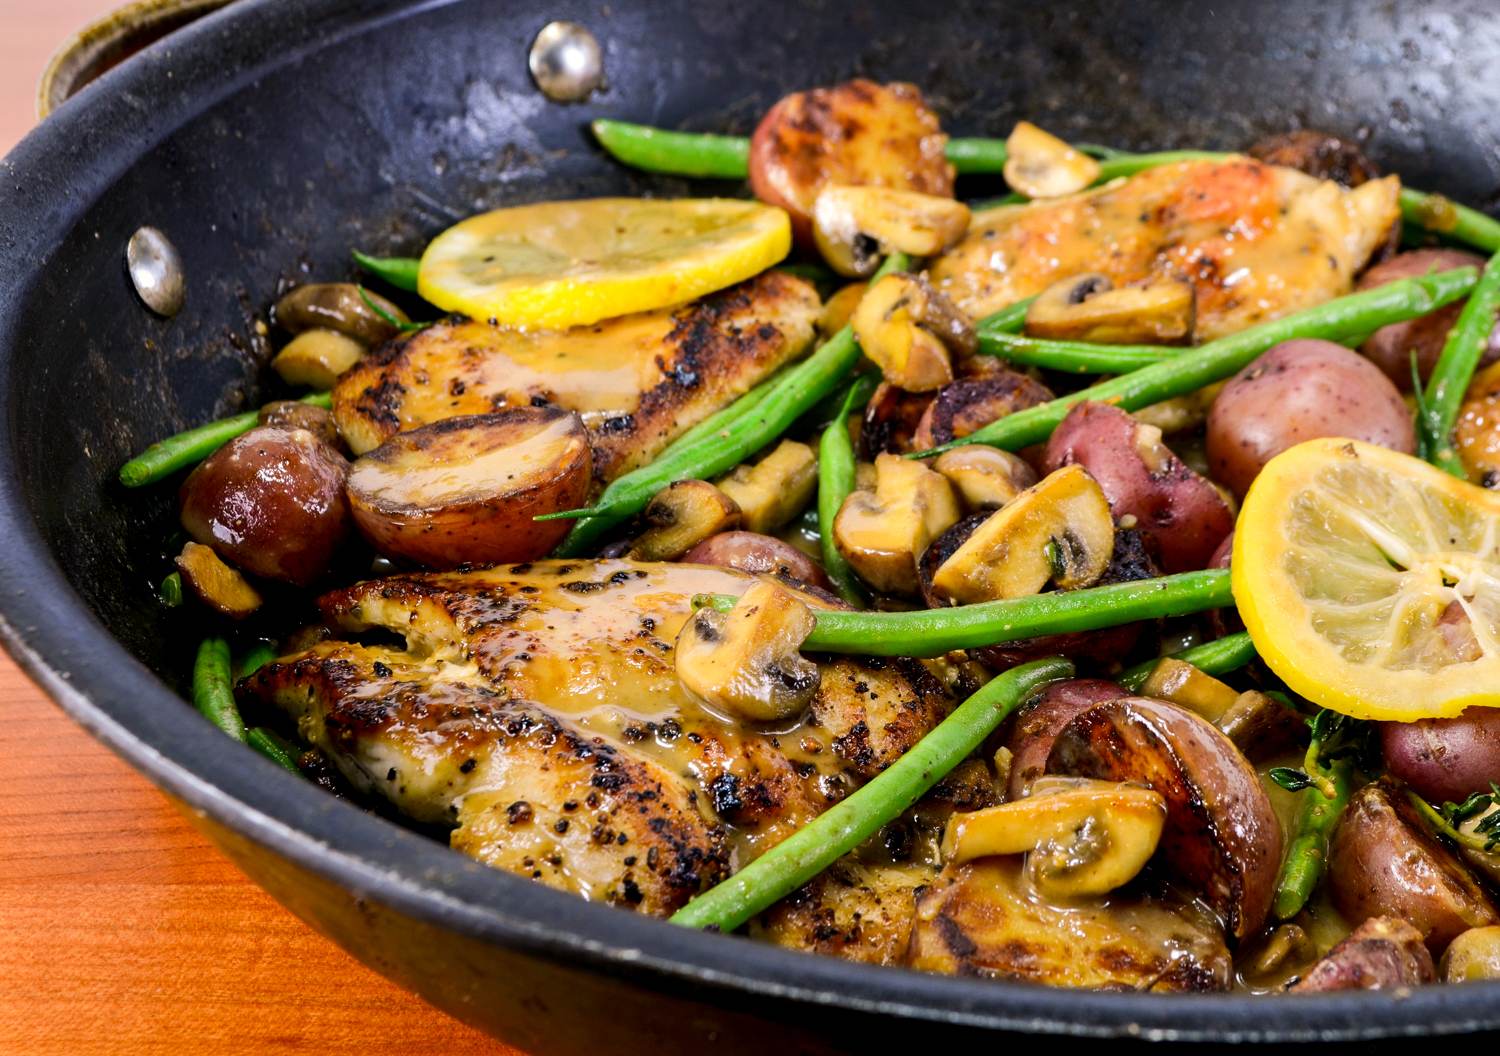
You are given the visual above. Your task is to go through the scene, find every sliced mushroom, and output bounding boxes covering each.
[715,439,818,534]
[1003,121,1101,200]
[943,776,1166,899]
[812,184,971,277]
[1138,657,1241,723]
[274,282,408,345]
[174,541,263,619]
[272,329,367,390]
[851,273,974,392]
[1047,696,1284,940]
[258,400,341,449]
[1215,690,1307,762]
[628,480,741,561]
[1026,272,1196,345]
[674,579,820,722]
[932,445,1038,510]
[931,465,1114,604]
[833,452,960,595]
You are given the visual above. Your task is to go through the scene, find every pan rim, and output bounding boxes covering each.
[0,0,1497,1040]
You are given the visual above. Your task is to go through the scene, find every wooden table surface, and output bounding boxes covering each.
[0,5,514,1053]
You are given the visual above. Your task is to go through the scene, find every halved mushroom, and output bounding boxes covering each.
[1047,696,1284,940]
[943,776,1167,899]
[272,329,367,390]
[931,465,1114,604]
[174,541,263,619]
[932,445,1038,510]
[628,480,741,561]
[674,579,820,722]
[851,273,974,392]
[1026,272,1195,345]
[1003,121,1101,200]
[1138,657,1241,722]
[812,185,971,277]
[274,282,408,345]
[833,452,960,595]
[716,440,817,534]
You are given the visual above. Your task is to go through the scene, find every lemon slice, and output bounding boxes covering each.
[1234,437,1500,721]
[417,197,791,328]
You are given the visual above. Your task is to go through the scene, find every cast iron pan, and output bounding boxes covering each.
[2,0,1499,1048]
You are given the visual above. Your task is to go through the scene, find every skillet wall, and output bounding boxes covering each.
[9,0,1500,685]
[3,0,1500,1047]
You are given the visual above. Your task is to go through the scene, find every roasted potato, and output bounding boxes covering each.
[1328,779,1499,955]
[681,531,832,591]
[748,80,954,245]
[1002,678,1126,800]
[1047,696,1284,939]
[1456,360,1500,485]
[859,382,933,457]
[1248,128,1381,187]
[1441,926,1500,982]
[258,400,341,449]
[1357,249,1497,389]
[180,426,351,586]
[273,282,407,345]
[1042,401,1233,573]
[1289,916,1435,992]
[346,408,591,568]
[1381,708,1500,804]
[1207,339,1415,499]
[911,369,1055,451]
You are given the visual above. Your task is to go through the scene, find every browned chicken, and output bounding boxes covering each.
[239,560,950,914]
[929,159,1400,340]
[331,272,820,483]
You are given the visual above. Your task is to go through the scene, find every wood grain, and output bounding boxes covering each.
[0,4,514,1053]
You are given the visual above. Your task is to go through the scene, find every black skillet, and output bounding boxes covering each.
[2,0,1499,1049]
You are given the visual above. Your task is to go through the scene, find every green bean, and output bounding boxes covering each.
[1093,150,1229,182]
[591,119,752,179]
[974,295,1035,336]
[915,268,1479,458]
[352,251,420,292]
[654,372,782,460]
[818,376,878,605]
[1272,759,1354,921]
[192,638,246,743]
[247,728,302,774]
[159,571,184,608]
[119,391,334,488]
[1118,631,1258,692]
[977,330,1180,374]
[1400,188,1500,254]
[551,253,912,554]
[695,568,1229,657]
[1421,250,1500,476]
[671,656,1072,932]
[234,641,279,681]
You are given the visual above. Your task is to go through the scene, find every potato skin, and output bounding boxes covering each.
[258,400,342,449]
[682,531,832,591]
[1047,696,1284,939]
[179,426,351,586]
[1357,249,1498,389]
[749,80,954,245]
[911,369,1055,451]
[1289,916,1435,992]
[1043,401,1233,573]
[859,382,933,457]
[1206,339,1415,499]
[1381,708,1500,808]
[1002,678,1125,800]
[1328,779,1499,955]
[346,408,591,568]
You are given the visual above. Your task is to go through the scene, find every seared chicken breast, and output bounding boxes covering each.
[332,272,820,482]
[240,561,950,912]
[930,159,1400,340]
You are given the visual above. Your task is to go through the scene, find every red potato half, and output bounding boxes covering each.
[1289,916,1435,992]
[1047,696,1284,940]
[749,80,954,245]
[179,425,351,586]
[1357,249,1499,389]
[1042,401,1233,573]
[1381,707,1500,804]
[1002,679,1126,800]
[1328,779,1499,956]
[682,531,832,591]
[1206,338,1415,499]
[346,408,591,568]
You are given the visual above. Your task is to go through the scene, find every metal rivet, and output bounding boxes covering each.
[126,226,185,317]
[528,21,603,103]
